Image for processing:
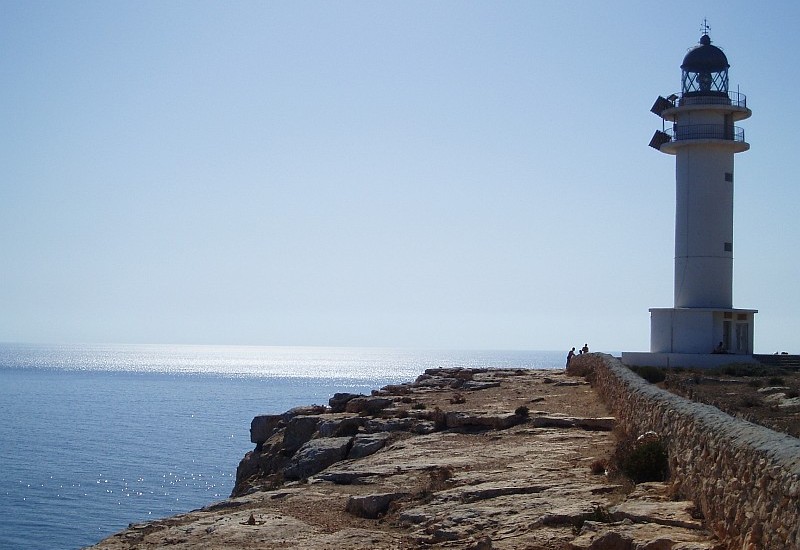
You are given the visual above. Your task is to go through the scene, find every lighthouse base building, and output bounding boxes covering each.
[624,308,758,368]
[622,31,758,368]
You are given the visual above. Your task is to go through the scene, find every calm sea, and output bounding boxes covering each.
[0,343,564,549]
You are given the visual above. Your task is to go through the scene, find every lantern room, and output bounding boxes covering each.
[681,33,730,97]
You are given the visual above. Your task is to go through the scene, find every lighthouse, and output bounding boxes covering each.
[624,29,757,368]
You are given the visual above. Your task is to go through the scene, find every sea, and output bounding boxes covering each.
[0,343,566,549]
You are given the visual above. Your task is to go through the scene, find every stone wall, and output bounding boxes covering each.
[568,353,800,550]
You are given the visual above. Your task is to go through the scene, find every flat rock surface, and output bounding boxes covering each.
[89,368,722,549]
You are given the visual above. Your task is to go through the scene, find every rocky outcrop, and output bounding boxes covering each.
[443,410,524,430]
[283,436,353,480]
[344,396,393,415]
[328,392,363,413]
[347,432,390,459]
[345,491,409,519]
[89,367,722,550]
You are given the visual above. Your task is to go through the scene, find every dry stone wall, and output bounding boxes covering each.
[568,353,800,550]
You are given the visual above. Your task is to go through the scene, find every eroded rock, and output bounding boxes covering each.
[445,411,522,430]
[345,492,409,519]
[317,415,364,437]
[283,437,352,480]
[348,432,390,459]
[329,392,364,413]
[282,415,322,454]
[344,396,393,415]
[250,414,284,446]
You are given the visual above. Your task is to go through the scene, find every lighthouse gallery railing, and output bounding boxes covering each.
[665,124,745,143]
[673,90,747,108]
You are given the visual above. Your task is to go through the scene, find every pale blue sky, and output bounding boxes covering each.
[2,1,799,352]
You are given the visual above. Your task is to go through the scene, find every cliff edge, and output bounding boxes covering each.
[88,365,721,549]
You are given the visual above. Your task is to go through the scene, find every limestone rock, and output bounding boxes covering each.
[409,420,437,434]
[348,432,390,459]
[610,500,705,530]
[250,414,284,446]
[757,386,790,394]
[763,392,786,404]
[284,404,327,417]
[568,530,632,550]
[459,482,549,503]
[444,411,521,430]
[414,375,462,389]
[363,417,423,433]
[578,417,616,431]
[345,492,408,519]
[317,415,364,437]
[329,392,364,413]
[778,397,800,409]
[344,396,393,415]
[282,415,323,454]
[283,436,353,480]
[530,415,578,429]
[461,380,501,391]
[569,520,719,550]
[234,450,261,486]
[529,415,615,431]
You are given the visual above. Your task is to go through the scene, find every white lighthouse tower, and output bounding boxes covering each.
[624,29,757,368]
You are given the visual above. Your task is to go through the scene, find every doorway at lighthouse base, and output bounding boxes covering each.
[622,307,757,368]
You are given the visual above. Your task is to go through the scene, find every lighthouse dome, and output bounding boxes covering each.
[681,34,729,73]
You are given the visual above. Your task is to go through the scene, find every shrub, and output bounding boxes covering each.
[721,364,757,376]
[413,465,454,503]
[449,392,466,404]
[427,465,453,490]
[768,376,785,386]
[453,370,474,382]
[514,405,530,417]
[740,396,763,408]
[786,389,799,399]
[589,459,607,475]
[429,407,447,431]
[411,402,427,410]
[589,505,611,523]
[615,432,669,483]
[715,364,784,378]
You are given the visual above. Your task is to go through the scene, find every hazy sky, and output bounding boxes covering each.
[2,1,799,352]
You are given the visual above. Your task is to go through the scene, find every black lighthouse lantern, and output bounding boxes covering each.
[681,33,729,98]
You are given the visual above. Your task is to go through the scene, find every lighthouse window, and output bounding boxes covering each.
[725,172,733,182]
[724,242,733,252]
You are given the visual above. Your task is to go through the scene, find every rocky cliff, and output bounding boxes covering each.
[89,365,722,549]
